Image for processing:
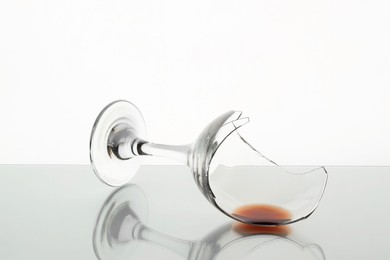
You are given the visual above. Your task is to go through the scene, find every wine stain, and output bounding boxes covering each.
[232,204,292,236]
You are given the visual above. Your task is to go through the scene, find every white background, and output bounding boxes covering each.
[0,0,389,165]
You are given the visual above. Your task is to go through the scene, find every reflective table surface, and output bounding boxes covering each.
[0,165,389,259]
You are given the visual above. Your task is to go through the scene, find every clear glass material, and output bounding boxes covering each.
[93,185,326,260]
[90,100,328,226]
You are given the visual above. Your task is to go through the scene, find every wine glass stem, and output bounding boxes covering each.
[137,141,192,165]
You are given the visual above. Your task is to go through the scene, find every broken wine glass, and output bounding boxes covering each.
[90,100,328,226]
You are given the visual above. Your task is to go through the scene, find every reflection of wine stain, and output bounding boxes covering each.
[233,222,291,236]
[232,204,292,236]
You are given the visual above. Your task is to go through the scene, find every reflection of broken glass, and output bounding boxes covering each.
[90,100,328,226]
[94,185,326,260]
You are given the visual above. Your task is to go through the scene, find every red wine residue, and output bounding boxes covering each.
[232,204,292,236]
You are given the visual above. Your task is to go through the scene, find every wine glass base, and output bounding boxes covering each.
[93,184,148,260]
[90,100,146,186]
